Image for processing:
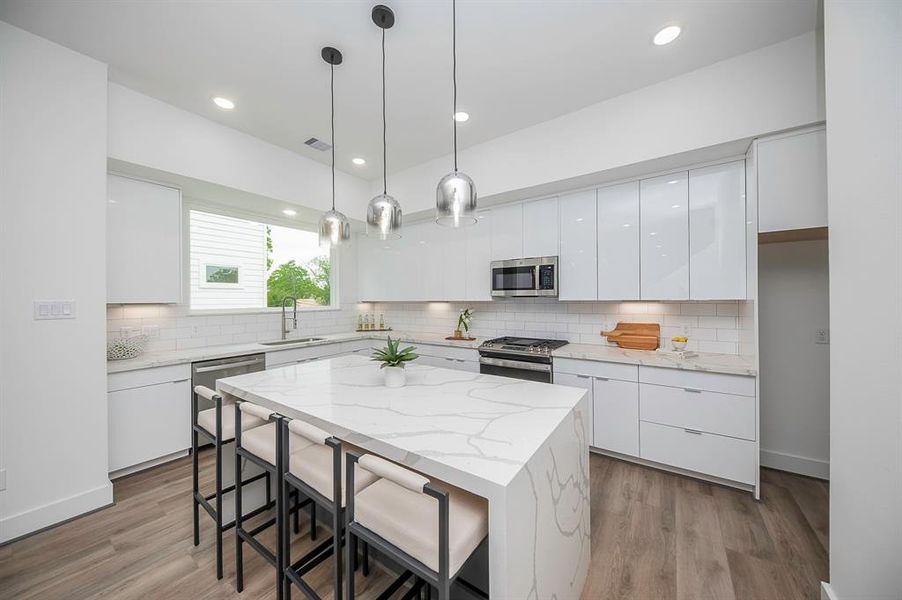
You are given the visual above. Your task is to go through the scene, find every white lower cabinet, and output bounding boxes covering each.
[416,344,479,372]
[555,358,758,491]
[639,422,757,486]
[107,364,192,474]
[554,360,639,456]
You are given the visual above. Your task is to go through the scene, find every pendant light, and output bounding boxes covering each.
[435,0,477,227]
[366,5,402,240]
[318,47,352,247]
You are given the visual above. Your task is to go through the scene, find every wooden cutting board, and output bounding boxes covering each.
[601,322,660,350]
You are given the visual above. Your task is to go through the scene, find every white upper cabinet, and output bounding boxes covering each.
[107,174,182,304]
[597,181,640,300]
[757,128,827,233]
[490,203,524,261]
[689,161,747,299]
[640,173,689,300]
[465,211,493,301]
[523,197,559,258]
[559,189,598,301]
[440,225,468,301]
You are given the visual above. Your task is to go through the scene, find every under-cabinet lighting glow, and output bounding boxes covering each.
[653,26,681,46]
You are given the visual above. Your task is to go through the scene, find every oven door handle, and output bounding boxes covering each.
[479,356,552,373]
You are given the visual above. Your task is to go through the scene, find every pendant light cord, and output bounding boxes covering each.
[382,27,387,195]
[330,62,336,211]
[452,0,458,172]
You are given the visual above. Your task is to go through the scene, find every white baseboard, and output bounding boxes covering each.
[821,581,838,600]
[0,481,113,544]
[110,449,188,480]
[760,449,829,480]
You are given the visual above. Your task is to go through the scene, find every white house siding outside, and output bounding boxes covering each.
[189,210,266,309]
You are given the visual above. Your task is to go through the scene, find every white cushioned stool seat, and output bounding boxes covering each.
[354,478,487,576]
[241,422,313,465]
[289,444,378,505]
[197,406,265,441]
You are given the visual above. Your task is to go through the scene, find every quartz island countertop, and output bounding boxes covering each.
[216,354,591,598]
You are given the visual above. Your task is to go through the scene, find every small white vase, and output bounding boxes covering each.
[383,366,406,388]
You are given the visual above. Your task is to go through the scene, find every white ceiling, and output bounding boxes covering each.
[0,1,818,179]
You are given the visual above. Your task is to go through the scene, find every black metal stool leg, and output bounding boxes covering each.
[192,432,199,547]
[215,412,224,580]
[235,406,244,592]
[362,541,369,577]
[292,489,300,535]
[309,502,317,540]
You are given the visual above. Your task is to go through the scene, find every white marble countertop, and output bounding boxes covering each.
[552,343,757,376]
[106,330,483,374]
[107,330,755,377]
[216,354,587,494]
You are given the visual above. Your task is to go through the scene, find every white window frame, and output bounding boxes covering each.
[184,202,340,315]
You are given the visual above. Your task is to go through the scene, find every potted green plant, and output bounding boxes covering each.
[454,307,473,339]
[371,336,418,388]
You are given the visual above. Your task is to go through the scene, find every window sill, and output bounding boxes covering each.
[188,305,342,316]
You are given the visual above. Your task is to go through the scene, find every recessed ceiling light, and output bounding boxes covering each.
[453,111,470,122]
[622,223,632,228]
[352,157,366,166]
[671,204,681,209]
[282,209,297,217]
[213,96,236,110]
[668,179,680,184]
[653,25,681,46]
[649,232,658,236]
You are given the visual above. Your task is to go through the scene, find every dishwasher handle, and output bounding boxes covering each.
[194,357,265,374]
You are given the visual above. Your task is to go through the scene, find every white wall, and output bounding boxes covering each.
[824,1,902,599]
[758,240,830,479]
[107,83,372,221]
[0,22,112,542]
[382,31,824,213]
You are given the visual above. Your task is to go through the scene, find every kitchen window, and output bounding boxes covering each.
[189,209,336,311]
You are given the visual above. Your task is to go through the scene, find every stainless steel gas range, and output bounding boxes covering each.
[478,336,569,383]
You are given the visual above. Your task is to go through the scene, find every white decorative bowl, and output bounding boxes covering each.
[671,340,688,352]
[107,335,148,361]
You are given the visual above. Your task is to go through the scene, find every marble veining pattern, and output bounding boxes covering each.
[216,354,583,491]
[217,355,590,598]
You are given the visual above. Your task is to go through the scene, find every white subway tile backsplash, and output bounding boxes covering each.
[107,299,751,356]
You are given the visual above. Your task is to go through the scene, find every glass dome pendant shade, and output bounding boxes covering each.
[436,171,477,227]
[436,0,477,227]
[318,47,351,248]
[367,5,403,241]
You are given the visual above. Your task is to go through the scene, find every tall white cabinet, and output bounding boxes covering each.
[490,203,524,261]
[465,211,493,301]
[597,181,640,300]
[107,174,182,303]
[559,189,598,301]
[523,197,559,258]
[689,161,747,299]
[640,173,689,300]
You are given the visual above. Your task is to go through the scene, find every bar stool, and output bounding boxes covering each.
[234,401,315,598]
[344,453,489,600]
[192,385,270,579]
[279,419,378,600]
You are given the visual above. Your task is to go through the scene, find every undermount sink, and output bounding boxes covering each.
[259,338,324,346]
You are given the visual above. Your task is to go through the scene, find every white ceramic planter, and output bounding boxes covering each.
[383,366,406,388]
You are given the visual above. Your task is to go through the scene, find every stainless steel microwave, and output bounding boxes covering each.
[490,256,558,297]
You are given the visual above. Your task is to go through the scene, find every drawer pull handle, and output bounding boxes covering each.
[683,428,703,435]
[683,387,702,393]
[594,376,609,381]
[576,374,590,379]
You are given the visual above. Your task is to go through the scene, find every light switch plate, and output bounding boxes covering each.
[34,300,76,320]
[141,325,160,338]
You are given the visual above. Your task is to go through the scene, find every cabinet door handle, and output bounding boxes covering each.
[683,428,703,435]
[172,378,190,384]
[576,374,590,379]
[594,376,609,381]
[683,387,702,393]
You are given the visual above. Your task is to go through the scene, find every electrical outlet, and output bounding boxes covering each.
[142,325,160,338]
[815,328,830,344]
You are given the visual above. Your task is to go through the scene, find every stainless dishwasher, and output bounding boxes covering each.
[191,353,266,412]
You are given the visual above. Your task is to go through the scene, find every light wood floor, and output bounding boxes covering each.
[0,451,828,600]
